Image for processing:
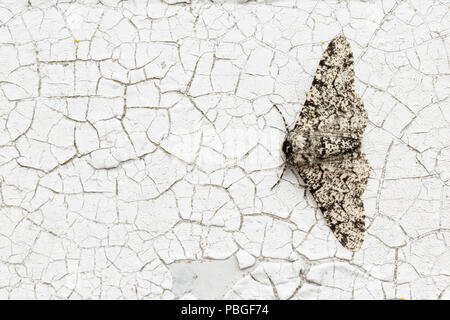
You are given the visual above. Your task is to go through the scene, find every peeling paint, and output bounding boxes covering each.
[0,0,448,299]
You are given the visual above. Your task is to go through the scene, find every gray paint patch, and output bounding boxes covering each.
[169,257,251,299]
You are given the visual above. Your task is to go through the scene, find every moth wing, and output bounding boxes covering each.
[295,35,368,139]
[298,154,370,251]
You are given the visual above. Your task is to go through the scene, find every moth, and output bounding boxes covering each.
[276,34,371,251]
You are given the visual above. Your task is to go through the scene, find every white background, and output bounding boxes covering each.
[0,0,448,299]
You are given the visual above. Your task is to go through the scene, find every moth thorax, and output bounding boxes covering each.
[283,132,314,165]
[292,133,309,150]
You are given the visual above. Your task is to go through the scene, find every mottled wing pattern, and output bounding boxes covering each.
[298,154,370,251]
[295,35,368,140]
[295,35,371,251]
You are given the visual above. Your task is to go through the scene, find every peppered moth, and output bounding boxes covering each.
[281,34,371,251]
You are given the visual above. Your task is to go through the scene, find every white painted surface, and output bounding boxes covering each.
[0,0,448,299]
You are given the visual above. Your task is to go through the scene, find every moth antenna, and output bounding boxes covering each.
[270,164,287,191]
[272,104,290,133]
[271,104,289,191]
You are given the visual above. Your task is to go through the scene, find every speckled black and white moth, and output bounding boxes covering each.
[280,34,371,251]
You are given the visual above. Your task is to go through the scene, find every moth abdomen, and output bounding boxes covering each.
[315,134,360,159]
[283,131,360,166]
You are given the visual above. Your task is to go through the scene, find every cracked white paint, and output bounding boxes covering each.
[0,0,448,300]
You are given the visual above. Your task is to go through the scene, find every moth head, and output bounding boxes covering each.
[283,132,313,165]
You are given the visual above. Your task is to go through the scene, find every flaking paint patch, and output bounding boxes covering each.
[169,258,248,299]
